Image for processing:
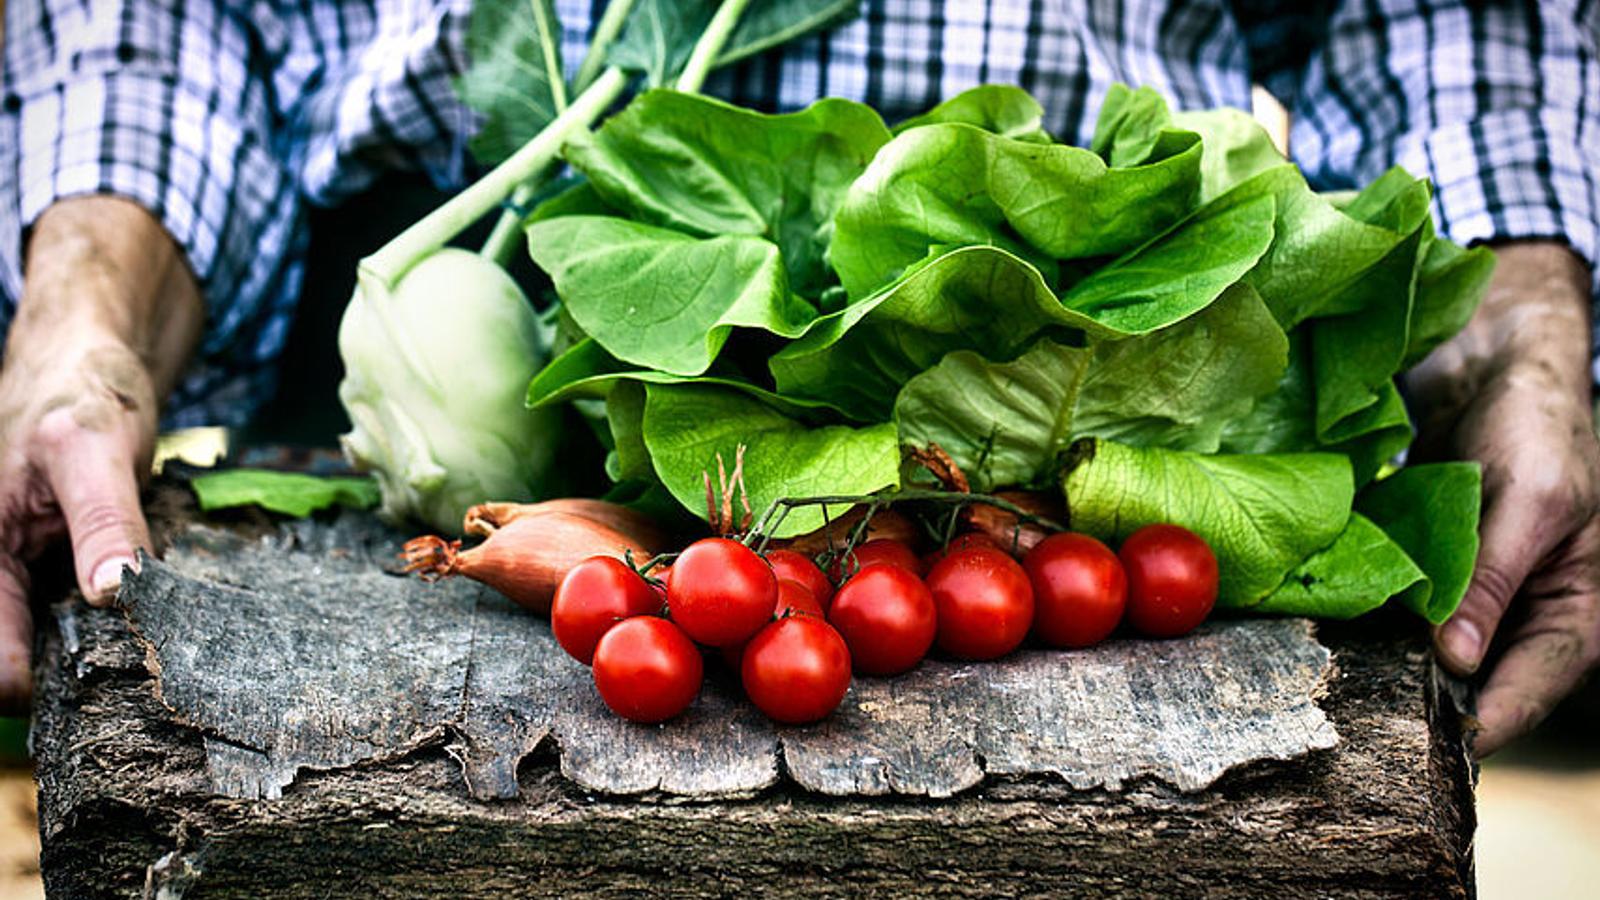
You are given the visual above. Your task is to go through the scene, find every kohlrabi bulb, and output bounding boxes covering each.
[338,248,559,534]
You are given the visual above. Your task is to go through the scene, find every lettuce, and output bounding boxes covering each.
[522,82,1491,621]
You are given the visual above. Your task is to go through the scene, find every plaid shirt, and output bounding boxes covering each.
[2,0,1597,425]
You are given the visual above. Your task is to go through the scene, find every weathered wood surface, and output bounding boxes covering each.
[123,514,1337,802]
[32,488,1475,898]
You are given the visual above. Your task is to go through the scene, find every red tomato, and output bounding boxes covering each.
[741,616,852,724]
[1119,524,1218,638]
[667,538,777,647]
[831,538,924,582]
[775,578,824,618]
[1023,533,1127,648]
[924,532,1002,568]
[551,557,663,665]
[925,547,1034,660]
[765,549,835,611]
[591,616,703,723]
[827,564,937,675]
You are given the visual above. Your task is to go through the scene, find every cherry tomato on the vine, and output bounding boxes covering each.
[924,532,1002,569]
[1023,533,1127,649]
[741,616,852,724]
[591,616,703,723]
[1119,524,1218,639]
[667,538,777,647]
[551,556,662,665]
[831,538,924,582]
[722,579,823,672]
[765,549,835,611]
[925,547,1034,660]
[827,564,937,675]
[774,578,824,618]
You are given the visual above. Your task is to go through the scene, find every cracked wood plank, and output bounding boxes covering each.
[116,513,1336,803]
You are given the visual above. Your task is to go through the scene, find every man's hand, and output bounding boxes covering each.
[1409,241,1600,756]
[0,196,202,711]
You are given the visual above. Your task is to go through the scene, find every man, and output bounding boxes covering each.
[1,0,1595,755]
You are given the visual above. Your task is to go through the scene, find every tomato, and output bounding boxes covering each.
[551,556,662,665]
[774,578,824,618]
[924,532,1002,568]
[925,547,1034,660]
[827,564,937,675]
[723,579,822,672]
[591,616,704,723]
[831,538,924,582]
[765,549,835,611]
[1023,533,1127,648]
[741,616,853,724]
[667,538,777,647]
[1119,524,1218,638]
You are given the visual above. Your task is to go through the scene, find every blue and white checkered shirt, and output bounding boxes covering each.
[3,1,1597,425]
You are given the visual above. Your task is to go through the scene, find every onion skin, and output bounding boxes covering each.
[462,499,670,552]
[403,512,653,615]
[771,507,920,557]
[961,491,1064,558]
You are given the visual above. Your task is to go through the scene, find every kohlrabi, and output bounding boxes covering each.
[339,248,559,533]
[337,0,834,533]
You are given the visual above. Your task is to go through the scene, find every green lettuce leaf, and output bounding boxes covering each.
[524,215,815,376]
[1072,282,1287,451]
[191,470,380,518]
[605,381,654,483]
[1253,512,1426,618]
[1090,83,1186,168]
[893,85,1051,142]
[1063,439,1353,606]
[1405,227,1496,367]
[1205,165,1423,329]
[893,283,1287,491]
[1170,107,1286,203]
[1356,462,1483,623]
[773,192,1274,421]
[640,383,901,537]
[1054,193,1275,334]
[895,338,1091,492]
[527,336,846,419]
[829,113,1201,298]
[770,246,1080,420]
[563,91,892,296]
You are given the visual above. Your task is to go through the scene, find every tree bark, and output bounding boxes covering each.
[32,485,1474,898]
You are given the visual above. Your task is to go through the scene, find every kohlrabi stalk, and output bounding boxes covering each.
[480,0,635,266]
[573,0,639,94]
[361,66,628,289]
[677,0,753,92]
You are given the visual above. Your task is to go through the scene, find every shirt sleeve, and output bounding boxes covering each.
[1,0,306,426]
[1274,0,1599,282]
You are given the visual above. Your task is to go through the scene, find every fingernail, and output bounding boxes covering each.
[1440,619,1483,669]
[91,557,134,600]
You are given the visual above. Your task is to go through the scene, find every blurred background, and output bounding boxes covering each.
[2,88,1596,900]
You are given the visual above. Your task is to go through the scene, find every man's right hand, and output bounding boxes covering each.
[0,196,202,712]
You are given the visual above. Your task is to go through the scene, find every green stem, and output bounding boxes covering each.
[574,0,638,94]
[363,65,629,288]
[480,180,544,265]
[676,0,754,93]
[742,489,1069,554]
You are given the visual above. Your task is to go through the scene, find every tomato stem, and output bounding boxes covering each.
[742,489,1069,555]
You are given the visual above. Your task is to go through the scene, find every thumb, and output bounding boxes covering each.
[41,422,151,606]
[1435,489,1558,675]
